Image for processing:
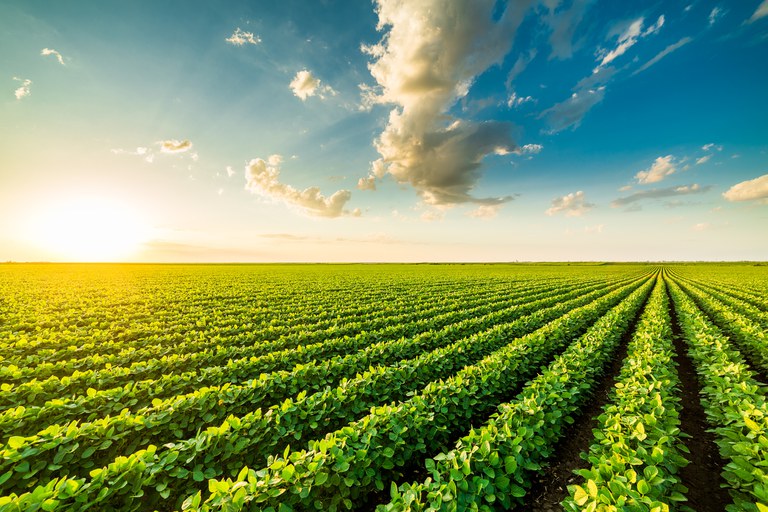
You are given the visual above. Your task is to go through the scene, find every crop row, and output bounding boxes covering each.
[0,275,573,411]
[1,273,462,359]
[562,275,689,510]
[674,275,768,328]
[667,278,768,511]
[0,276,641,498]
[372,276,658,511]
[0,276,613,440]
[0,273,644,509]
[173,275,653,511]
[673,278,768,375]
[0,279,525,383]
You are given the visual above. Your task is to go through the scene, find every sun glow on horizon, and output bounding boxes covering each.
[27,197,150,262]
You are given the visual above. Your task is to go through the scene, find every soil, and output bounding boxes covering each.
[526,300,642,511]
[666,281,732,511]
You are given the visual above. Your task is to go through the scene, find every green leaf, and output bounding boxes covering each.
[572,485,589,506]
[8,436,25,450]
[509,484,526,498]
[315,472,328,486]
[587,479,598,498]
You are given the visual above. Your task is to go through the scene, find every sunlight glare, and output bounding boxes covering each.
[30,197,150,262]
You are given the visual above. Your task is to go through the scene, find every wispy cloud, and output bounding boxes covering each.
[636,155,676,184]
[633,37,693,75]
[541,87,605,132]
[544,0,594,60]
[709,6,724,25]
[505,49,536,90]
[545,191,594,216]
[41,48,66,65]
[702,143,723,151]
[467,204,502,219]
[13,77,31,100]
[245,155,357,217]
[612,183,710,207]
[289,69,335,101]
[748,0,768,23]
[507,91,536,108]
[596,15,664,70]
[696,154,712,165]
[722,174,768,202]
[540,64,615,133]
[111,146,153,163]
[359,0,533,206]
[226,28,261,46]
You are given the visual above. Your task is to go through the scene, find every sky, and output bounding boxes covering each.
[1,0,767,262]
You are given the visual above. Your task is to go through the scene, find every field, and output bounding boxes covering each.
[0,263,766,512]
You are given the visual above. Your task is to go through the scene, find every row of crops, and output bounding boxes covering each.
[0,263,765,511]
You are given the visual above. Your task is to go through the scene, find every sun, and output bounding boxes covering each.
[30,197,150,262]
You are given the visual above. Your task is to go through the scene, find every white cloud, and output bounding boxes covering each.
[159,139,193,154]
[619,185,633,192]
[357,176,377,191]
[41,48,65,65]
[226,28,261,46]
[112,146,152,163]
[633,36,693,75]
[643,14,666,36]
[674,184,701,193]
[722,174,768,202]
[13,77,31,100]
[544,0,594,60]
[505,49,537,89]
[541,86,605,132]
[748,0,768,22]
[226,166,235,177]
[515,143,543,155]
[467,204,502,219]
[709,7,724,25]
[245,156,354,217]
[540,65,616,132]
[507,91,535,108]
[636,155,676,184]
[696,154,712,165]
[597,18,643,68]
[702,143,723,151]
[545,191,594,216]
[359,0,533,206]
[612,183,709,207]
[289,70,336,101]
[596,15,664,70]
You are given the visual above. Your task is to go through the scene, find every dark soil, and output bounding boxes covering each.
[666,281,732,511]
[525,302,640,511]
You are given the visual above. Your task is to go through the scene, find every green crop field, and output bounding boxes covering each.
[0,263,766,512]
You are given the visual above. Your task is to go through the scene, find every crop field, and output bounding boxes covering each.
[0,263,766,512]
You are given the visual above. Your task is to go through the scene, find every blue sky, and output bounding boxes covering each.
[1,0,767,262]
